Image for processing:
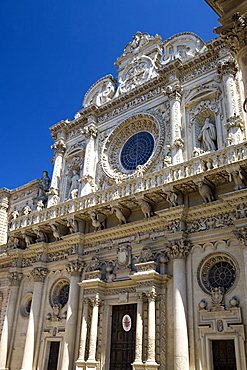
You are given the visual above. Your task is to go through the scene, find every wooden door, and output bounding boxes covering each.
[212,340,237,370]
[110,304,137,370]
[47,341,60,370]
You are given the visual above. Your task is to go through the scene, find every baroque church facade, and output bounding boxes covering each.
[1,3,247,370]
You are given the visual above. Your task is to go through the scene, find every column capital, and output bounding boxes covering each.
[233,227,247,246]
[146,290,157,302]
[51,138,67,156]
[90,293,101,307]
[166,84,182,101]
[165,239,190,259]
[30,267,49,282]
[217,59,238,78]
[216,13,247,53]
[66,260,84,275]
[82,122,97,139]
[8,271,23,286]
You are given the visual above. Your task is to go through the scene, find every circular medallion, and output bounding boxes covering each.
[198,253,238,294]
[122,314,132,332]
[120,131,154,171]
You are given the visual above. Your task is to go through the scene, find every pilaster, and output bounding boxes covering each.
[48,138,66,207]
[20,267,48,370]
[0,271,22,370]
[0,191,9,245]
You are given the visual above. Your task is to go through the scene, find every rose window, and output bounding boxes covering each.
[120,131,154,171]
[50,280,70,308]
[198,253,238,294]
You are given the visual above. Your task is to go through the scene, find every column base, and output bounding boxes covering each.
[76,360,98,370]
[132,361,146,370]
[144,361,160,370]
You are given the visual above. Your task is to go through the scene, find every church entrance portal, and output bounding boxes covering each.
[109,304,137,370]
[212,339,237,370]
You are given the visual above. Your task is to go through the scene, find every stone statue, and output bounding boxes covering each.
[68,169,80,199]
[90,211,106,231]
[197,180,215,203]
[22,204,32,215]
[67,217,79,234]
[11,207,19,220]
[166,191,178,207]
[137,198,153,218]
[38,171,51,197]
[111,206,127,225]
[36,200,44,212]
[198,118,217,151]
[50,223,61,241]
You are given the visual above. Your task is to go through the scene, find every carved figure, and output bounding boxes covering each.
[105,262,116,283]
[36,200,44,212]
[229,170,247,191]
[22,234,33,247]
[68,169,80,199]
[38,170,51,197]
[90,211,106,231]
[166,191,178,207]
[50,224,61,241]
[86,256,100,271]
[34,228,48,243]
[198,118,217,151]
[197,181,214,203]
[211,287,224,310]
[236,203,247,219]
[137,198,153,218]
[22,204,32,215]
[111,206,127,224]
[67,218,79,234]
[11,208,19,220]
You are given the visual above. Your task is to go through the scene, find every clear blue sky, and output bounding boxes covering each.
[0,0,218,190]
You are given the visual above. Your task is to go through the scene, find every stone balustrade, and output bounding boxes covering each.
[8,142,247,233]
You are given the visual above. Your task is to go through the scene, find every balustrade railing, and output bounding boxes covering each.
[8,142,247,232]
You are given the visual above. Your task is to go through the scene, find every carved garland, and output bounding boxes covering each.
[101,113,164,180]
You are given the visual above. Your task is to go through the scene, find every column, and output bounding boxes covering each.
[60,261,83,370]
[76,299,89,369]
[0,193,9,246]
[132,294,144,369]
[145,289,159,369]
[233,228,247,302]
[21,267,48,370]
[0,271,22,370]
[80,117,97,197]
[216,13,247,107]
[167,86,184,165]
[167,241,190,370]
[47,138,66,207]
[218,59,244,144]
[86,294,101,368]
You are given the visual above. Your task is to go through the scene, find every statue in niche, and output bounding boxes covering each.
[38,171,51,199]
[198,118,217,151]
[68,169,80,199]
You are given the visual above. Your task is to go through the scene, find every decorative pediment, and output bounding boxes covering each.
[115,32,163,66]
[83,75,116,108]
[161,32,206,65]
[116,55,159,96]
